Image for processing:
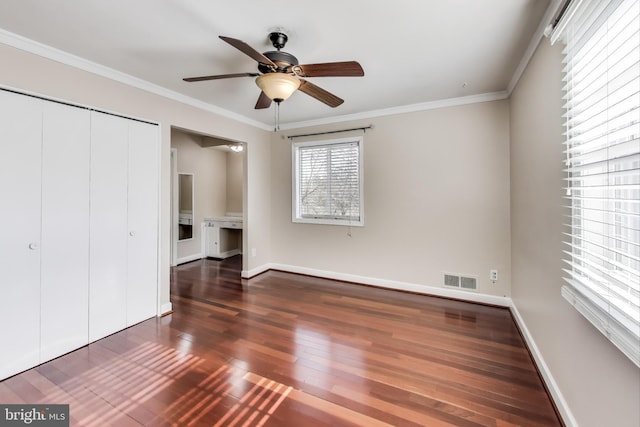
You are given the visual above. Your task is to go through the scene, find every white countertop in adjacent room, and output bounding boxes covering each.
[204,216,243,223]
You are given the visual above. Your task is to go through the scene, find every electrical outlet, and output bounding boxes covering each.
[490,269,498,282]
[251,248,257,257]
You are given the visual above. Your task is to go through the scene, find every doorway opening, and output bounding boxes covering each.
[170,127,246,270]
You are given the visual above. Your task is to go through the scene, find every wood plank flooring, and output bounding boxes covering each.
[0,256,563,426]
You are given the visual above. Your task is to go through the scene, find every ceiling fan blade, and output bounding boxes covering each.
[255,91,272,109]
[219,36,277,67]
[183,72,258,82]
[294,61,364,77]
[298,80,344,108]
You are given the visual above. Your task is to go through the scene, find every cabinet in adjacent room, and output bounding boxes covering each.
[204,218,243,259]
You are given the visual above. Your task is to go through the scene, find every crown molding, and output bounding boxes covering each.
[286,1,564,131]
[278,91,509,130]
[0,28,272,131]
[507,0,565,95]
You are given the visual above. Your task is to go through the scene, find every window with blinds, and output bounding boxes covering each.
[552,0,640,367]
[292,137,363,226]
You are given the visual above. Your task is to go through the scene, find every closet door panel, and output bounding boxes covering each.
[40,103,90,361]
[0,90,43,379]
[126,121,159,325]
[89,111,128,342]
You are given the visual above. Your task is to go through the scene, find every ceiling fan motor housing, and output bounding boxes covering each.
[258,50,299,73]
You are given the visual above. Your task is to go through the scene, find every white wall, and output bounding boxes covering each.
[268,101,511,299]
[510,39,640,427]
[0,42,271,312]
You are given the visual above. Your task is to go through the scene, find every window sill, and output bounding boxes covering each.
[561,285,640,368]
[292,217,364,227]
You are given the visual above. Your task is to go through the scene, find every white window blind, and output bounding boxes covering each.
[553,0,640,367]
[292,137,363,226]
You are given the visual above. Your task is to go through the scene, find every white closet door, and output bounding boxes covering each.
[89,111,128,342]
[126,121,159,326]
[0,90,43,379]
[40,102,90,361]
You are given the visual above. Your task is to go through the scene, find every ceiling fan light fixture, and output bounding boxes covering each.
[255,73,300,103]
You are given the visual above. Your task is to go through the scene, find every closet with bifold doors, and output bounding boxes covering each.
[0,89,160,381]
[89,110,159,342]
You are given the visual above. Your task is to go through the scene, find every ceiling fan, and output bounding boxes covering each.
[183,32,364,110]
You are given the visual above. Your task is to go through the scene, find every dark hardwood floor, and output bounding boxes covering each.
[0,256,563,426]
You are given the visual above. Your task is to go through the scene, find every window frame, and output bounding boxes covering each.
[291,136,364,227]
[552,0,640,367]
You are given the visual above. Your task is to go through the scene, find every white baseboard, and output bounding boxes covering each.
[159,302,173,316]
[509,302,576,427]
[242,262,273,279]
[210,249,242,260]
[249,262,511,307]
[176,253,203,265]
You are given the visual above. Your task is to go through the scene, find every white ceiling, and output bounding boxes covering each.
[0,0,551,129]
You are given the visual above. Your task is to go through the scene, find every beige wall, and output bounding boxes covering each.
[226,150,243,214]
[245,136,271,269]
[510,39,640,427]
[171,129,228,261]
[268,101,511,297]
[0,42,271,311]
